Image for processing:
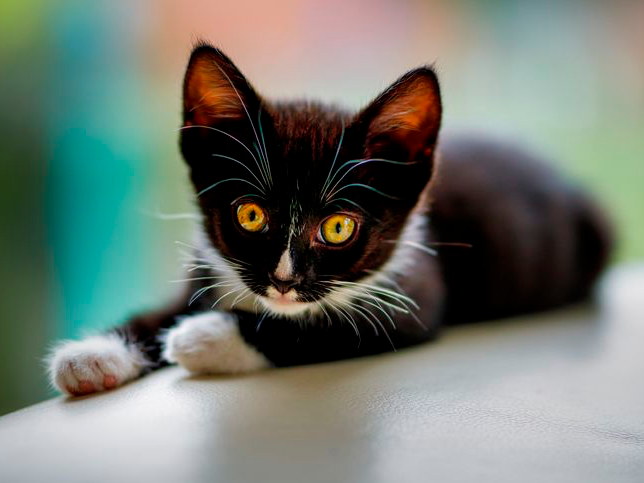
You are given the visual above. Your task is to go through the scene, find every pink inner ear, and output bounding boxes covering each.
[368,76,441,148]
[184,58,245,125]
[378,84,435,132]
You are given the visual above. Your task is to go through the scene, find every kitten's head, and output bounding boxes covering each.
[180,44,441,318]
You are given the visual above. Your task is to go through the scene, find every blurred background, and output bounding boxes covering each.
[0,0,642,415]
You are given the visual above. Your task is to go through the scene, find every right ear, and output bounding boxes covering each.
[182,44,260,127]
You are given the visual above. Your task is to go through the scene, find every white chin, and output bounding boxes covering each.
[260,297,314,317]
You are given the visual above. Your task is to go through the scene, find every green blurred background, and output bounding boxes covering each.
[0,0,642,415]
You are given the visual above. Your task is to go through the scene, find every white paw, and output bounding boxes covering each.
[162,312,270,375]
[47,334,145,396]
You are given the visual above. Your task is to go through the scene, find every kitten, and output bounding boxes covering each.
[47,44,612,396]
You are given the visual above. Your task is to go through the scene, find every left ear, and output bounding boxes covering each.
[359,66,442,161]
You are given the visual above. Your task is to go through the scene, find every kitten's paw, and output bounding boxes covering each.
[47,334,145,396]
[162,312,269,375]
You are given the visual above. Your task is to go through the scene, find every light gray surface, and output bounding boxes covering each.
[1,265,643,483]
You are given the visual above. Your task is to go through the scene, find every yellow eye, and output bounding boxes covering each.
[236,202,268,232]
[320,214,356,245]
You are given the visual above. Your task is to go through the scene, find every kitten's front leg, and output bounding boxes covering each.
[162,312,271,375]
[47,289,195,396]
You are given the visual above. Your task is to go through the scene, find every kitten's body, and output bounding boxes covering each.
[47,46,612,396]
[432,135,611,323]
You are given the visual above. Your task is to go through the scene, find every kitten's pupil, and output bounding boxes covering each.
[249,210,256,222]
[335,222,342,234]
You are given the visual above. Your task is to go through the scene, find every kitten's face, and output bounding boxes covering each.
[180,45,441,317]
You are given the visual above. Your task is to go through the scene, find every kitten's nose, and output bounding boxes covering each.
[268,273,301,294]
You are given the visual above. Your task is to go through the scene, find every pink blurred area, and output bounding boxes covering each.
[122,0,644,180]
[140,0,644,112]
[142,0,459,105]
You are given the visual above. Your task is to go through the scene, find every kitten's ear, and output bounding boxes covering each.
[182,45,258,126]
[358,67,442,161]
[180,45,269,196]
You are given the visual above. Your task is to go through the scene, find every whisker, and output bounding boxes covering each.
[345,302,394,347]
[349,294,398,330]
[257,108,273,187]
[170,275,237,283]
[314,300,332,326]
[184,264,221,272]
[212,154,266,193]
[174,240,201,251]
[384,239,437,256]
[211,286,246,309]
[428,242,473,248]
[175,241,243,268]
[256,310,269,332]
[252,140,272,190]
[327,183,399,202]
[336,285,409,315]
[179,252,215,265]
[330,280,419,310]
[179,125,266,185]
[184,266,243,278]
[230,193,264,206]
[181,257,245,273]
[342,300,378,335]
[363,269,401,290]
[197,177,266,198]
[361,271,428,331]
[329,197,381,222]
[138,208,200,221]
[325,158,415,202]
[336,305,362,341]
[207,61,271,187]
[326,299,361,341]
[345,300,396,351]
[320,118,345,200]
[230,288,252,309]
[189,281,239,306]
[221,254,252,267]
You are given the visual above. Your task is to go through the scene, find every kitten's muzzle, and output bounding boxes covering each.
[268,273,302,295]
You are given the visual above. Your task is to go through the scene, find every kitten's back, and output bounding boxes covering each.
[428,135,613,323]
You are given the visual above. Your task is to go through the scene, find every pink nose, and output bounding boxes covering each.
[268,273,300,294]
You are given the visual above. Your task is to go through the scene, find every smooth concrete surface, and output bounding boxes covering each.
[1,265,643,483]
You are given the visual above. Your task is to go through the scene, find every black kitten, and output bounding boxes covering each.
[47,44,612,395]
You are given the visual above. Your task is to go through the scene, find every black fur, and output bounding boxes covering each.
[113,44,612,369]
